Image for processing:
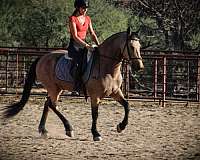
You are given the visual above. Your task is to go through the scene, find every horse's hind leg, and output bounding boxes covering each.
[48,88,74,137]
[111,89,129,133]
[48,99,74,137]
[38,97,50,137]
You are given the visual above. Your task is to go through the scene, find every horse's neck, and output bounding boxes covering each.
[94,32,126,77]
[99,32,126,59]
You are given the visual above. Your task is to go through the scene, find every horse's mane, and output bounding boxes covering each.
[101,31,126,45]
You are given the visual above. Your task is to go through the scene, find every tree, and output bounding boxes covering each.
[0,0,70,47]
[0,0,132,47]
[109,0,200,51]
[88,0,129,42]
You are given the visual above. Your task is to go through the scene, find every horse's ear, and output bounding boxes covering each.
[127,27,131,36]
[131,27,140,40]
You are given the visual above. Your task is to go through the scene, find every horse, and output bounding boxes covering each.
[2,28,144,141]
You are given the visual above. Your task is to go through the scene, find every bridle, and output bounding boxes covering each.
[94,32,143,78]
[97,34,142,64]
[121,35,143,63]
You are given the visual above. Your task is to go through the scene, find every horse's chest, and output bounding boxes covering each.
[87,74,122,97]
[102,74,122,90]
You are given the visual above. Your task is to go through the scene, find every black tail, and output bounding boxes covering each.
[2,58,40,118]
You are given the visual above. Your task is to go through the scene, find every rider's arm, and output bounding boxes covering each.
[88,21,100,46]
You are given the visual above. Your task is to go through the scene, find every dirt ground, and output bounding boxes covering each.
[0,95,200,160]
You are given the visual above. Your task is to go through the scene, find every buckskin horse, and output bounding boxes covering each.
[2,28,144,141]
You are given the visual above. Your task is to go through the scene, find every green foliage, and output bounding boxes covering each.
[88,0,129,42]
[187,33,200,50]
[0,0,131,47]
[0,0,71,47]
[108,0,200,51]
[1,0,199,50]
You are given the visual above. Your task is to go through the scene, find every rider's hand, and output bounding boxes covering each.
[85,44,94,50]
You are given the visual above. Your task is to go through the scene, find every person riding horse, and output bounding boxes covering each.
[67,0,100,95]
[2,1,144,141]
[3,29,144,141]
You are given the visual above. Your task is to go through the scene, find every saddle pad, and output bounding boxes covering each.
[55,56,74,82]
[55,51,94,83]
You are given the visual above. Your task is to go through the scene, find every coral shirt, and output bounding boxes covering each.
[69,15,91,40]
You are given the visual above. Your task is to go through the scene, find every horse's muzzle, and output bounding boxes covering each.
[132,59,144,72]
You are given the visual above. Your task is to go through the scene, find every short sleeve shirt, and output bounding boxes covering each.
[69,15,91,40]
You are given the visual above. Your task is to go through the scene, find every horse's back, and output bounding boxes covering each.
[36,51,64,86]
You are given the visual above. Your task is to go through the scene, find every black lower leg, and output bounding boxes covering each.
[91,106,101,139]
[38,97,50,135]
[118,99,129,131]
[48,99,73,133]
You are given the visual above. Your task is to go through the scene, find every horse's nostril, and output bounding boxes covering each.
[138,68,144,73]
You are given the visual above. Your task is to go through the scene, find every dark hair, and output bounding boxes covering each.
[72,9,79,16]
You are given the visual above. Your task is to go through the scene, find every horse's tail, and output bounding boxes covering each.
[2,57,40,118]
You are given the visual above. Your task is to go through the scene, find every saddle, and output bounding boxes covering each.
[55,48,96,84]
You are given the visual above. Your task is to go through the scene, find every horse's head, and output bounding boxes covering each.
[122,27,144,72]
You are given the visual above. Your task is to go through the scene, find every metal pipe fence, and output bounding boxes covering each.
[0,47,199,106]
[129,50,200,106]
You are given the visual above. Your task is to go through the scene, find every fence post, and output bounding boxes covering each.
[162,56,167,107]
[121,60,130,99]
[153,58,158,101]
[126,64,130,99]
[16,53,19,96]
[6,52,9,93]
[198,57,200,102]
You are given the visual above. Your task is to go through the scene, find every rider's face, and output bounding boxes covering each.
[79,6,87,15]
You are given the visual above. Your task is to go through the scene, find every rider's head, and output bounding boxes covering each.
[74,0,89,9]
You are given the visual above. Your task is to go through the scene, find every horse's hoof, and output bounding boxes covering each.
[66,131,74,137]
[93,136,102,141]
[39,128,48,138]
[41,132,48,139]
[117,124,122,133]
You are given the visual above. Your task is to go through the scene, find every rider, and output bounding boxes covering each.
[68,0,100,95]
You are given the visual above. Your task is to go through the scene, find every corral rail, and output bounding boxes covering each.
[0,47,200,106]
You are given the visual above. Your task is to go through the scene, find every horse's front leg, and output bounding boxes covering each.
[111,89,129,133]
[91,97,102,141]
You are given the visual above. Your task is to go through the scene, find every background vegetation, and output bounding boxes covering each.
[108,0,200,51]
[0,0,199,51]
[0,0,130,47]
